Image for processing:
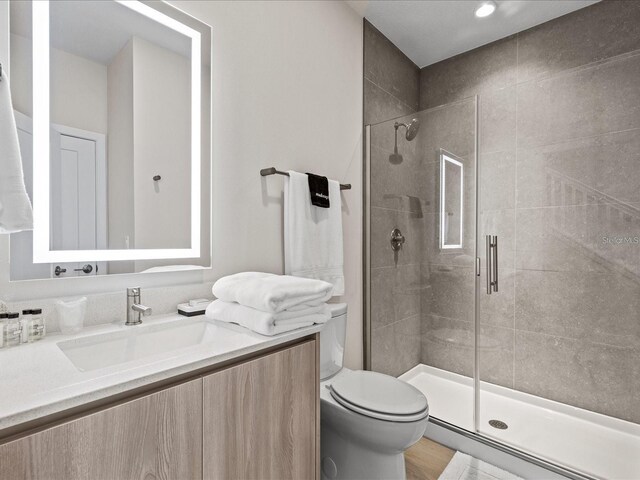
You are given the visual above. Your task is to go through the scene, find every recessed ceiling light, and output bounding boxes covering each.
[475,1,497,18]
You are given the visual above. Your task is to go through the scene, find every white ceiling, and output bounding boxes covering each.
[349,0,599,68]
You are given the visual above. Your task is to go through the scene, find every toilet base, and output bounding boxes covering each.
[321,425,408,480]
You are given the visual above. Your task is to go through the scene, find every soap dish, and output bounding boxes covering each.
[177,299,212,317]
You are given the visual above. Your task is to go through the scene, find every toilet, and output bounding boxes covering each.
[320,304,429,480]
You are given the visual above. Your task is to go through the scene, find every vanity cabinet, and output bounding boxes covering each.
[203,340,318,480]
[0,337,319,480]
[0,379,203,480]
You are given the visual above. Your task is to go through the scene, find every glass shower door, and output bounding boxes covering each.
[366,96,479,431]
[476,51,640,479]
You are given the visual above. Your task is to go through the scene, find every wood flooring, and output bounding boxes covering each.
[405,437,456,480]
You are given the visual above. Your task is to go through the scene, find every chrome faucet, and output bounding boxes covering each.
[126,287,152,326]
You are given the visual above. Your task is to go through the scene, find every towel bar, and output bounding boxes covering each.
[260,167,351,190]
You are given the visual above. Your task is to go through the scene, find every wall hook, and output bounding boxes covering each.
[153,175,161,181]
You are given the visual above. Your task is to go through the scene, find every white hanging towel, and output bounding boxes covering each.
[0,70,33,233]
[284,171,344,296]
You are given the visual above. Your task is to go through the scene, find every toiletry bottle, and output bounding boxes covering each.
[28,309,46,342]
[0,313,7,348]
[4,313,22,347]
[20,309,32,344]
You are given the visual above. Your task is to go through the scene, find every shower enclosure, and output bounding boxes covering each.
[365,65,640,477]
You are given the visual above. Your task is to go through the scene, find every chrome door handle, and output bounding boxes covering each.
[74,264,93,274]
[486,235,498,294]
[54,266,67,276]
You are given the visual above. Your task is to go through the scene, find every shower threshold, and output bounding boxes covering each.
[400,364,640,480]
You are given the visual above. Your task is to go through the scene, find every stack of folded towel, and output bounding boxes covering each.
[206,272,334,336]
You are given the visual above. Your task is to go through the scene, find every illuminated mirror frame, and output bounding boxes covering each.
[32,0,202,263]
[439,150,464,250]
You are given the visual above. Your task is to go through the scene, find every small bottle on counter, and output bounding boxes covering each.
[20,310,32,344]
[4,313,22,347]
[28,309,46,342]
[0,313,7,348]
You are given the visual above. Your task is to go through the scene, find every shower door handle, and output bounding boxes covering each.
[486,235,498,294]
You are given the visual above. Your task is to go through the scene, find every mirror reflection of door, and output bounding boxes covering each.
[50,125,107,277]
[10,111,105,280]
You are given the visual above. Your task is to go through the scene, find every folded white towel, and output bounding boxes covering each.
[0,71,33,233]
[284,171,345,295]
[212,272,333,313]
[206,299,330,336]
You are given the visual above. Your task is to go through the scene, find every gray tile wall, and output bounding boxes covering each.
[418,0,640,423]
[364,20,423,376]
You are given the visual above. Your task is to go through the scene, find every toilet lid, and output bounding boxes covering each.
[329,370,429,421]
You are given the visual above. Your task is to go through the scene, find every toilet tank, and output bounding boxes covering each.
[320,303,348,380]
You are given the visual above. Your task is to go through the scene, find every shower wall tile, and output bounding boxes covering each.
[479,151,516,212]
[417,97,477,161]
[421,315,474,377]
[427,265,475,323]
[371,314,421,377]
[477,324,514,389]
[419,35,517,110]
[516,129,640,209]
[421,315,514,388]
[370,264,426,331]
[517,1,640,83]
[514,204,640,275]
[370,144,426,214]
[516,52,640,149]
[364,20,420,111]
[514,330,640,424]
[370,207,424,268]
[478,86,517,154]
[364,79,416,126]
[514,269,640,349]
[480,267,515,330]
[515,205,601,273]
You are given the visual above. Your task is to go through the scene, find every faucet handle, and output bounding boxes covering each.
[127,287,141,297]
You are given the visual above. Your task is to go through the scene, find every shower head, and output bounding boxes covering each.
[394,118,420,141]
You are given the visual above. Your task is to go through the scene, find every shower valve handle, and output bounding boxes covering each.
[390,228,405,252]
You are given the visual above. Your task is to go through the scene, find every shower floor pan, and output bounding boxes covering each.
[400,364,640,480]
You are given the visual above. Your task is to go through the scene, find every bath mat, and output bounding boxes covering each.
[438,451,524,480]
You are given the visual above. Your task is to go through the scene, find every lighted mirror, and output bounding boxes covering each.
[440,150,464,249]
[8,0,211,280]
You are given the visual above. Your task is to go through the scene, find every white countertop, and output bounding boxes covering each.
[0,314,322,433]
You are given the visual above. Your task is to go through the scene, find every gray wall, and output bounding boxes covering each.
[367,1,640,423]
[419,0,640,423]
[364,21,424,376]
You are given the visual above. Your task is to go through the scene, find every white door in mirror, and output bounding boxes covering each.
[51,134,104,277]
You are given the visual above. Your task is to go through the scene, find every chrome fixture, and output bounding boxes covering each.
[395,118,420,141]
[74,264,93,274]
[390,228,406,252]
[54,266,66,276]
[260,167,352,190]
[126,287,152,326]
[485,235,498,294]
[390,118,420,164]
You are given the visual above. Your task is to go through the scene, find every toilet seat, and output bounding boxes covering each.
[327,370,429,423]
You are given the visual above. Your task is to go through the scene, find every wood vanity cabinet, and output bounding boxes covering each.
[0,379,203,480]
[0,337,319,480]
[203,340,318,480]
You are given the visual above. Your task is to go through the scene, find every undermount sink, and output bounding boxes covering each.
[57,317,261,372]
